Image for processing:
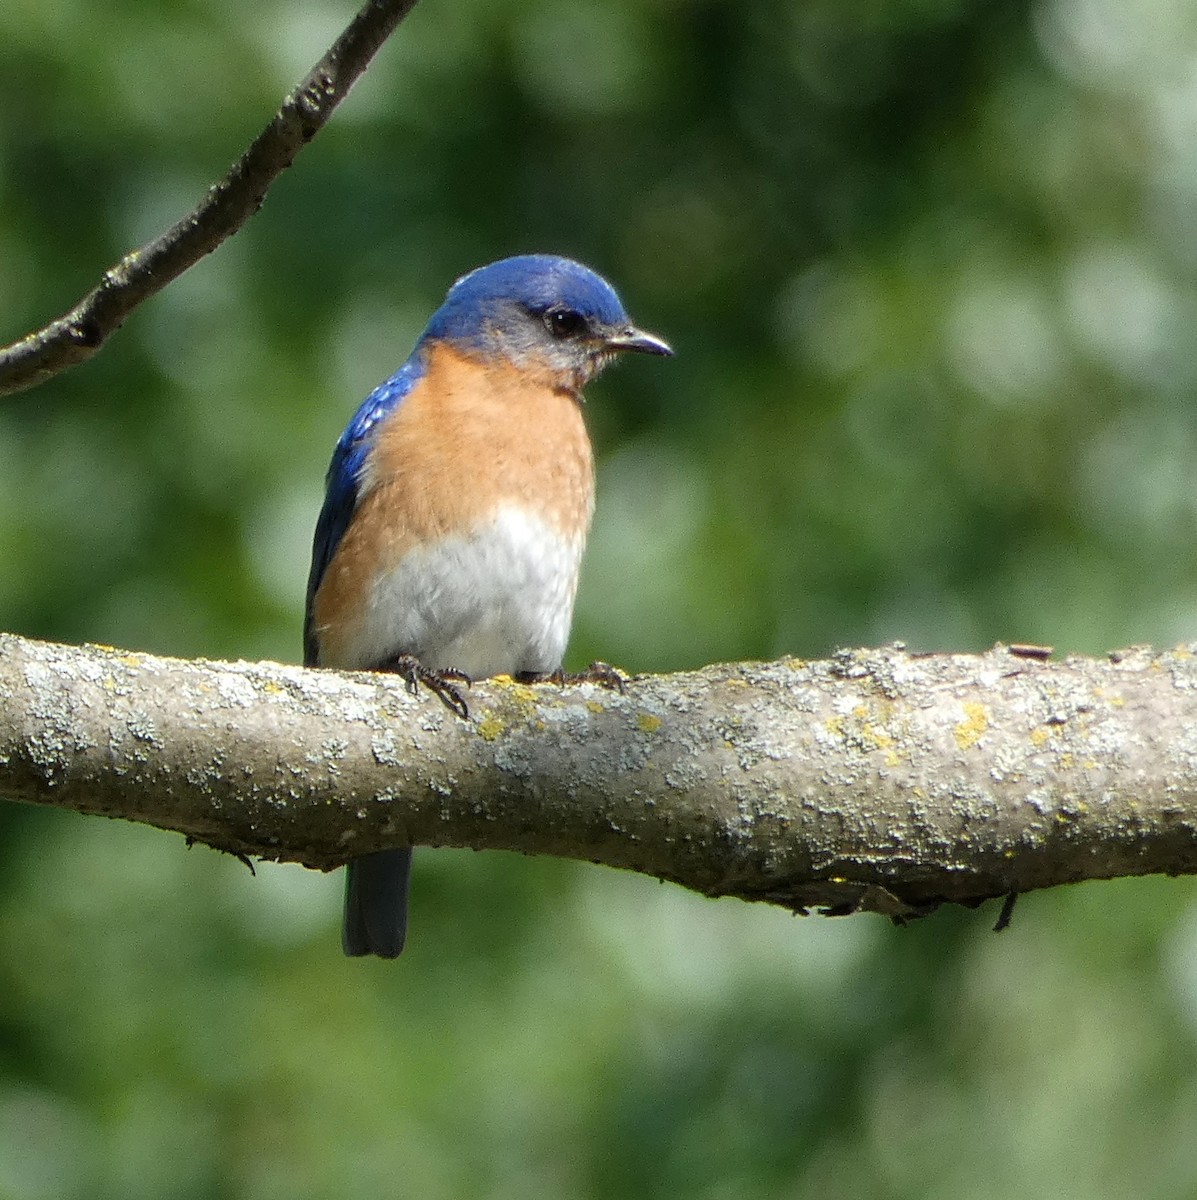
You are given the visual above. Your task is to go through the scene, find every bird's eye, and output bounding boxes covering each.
[544,307,586,339]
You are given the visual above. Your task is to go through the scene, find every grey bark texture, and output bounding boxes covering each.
[3,632,1196,921]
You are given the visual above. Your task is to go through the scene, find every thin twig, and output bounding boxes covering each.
[0,0,421,398]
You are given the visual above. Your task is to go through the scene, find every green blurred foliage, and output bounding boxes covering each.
[3,0,1197,1195]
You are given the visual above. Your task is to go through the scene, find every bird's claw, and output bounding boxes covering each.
[516,660,626,694]
[575,660,626,692]
[387,654,472,719]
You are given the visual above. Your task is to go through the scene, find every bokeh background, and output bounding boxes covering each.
[2,0,1197,1195]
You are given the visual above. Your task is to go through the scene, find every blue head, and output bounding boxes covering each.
[419,254,672,388]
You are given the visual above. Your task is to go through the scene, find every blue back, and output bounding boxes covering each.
[303,353,428,666]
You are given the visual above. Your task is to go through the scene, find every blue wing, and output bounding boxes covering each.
[303,354,428,667]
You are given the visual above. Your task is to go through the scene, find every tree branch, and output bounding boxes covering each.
[4,632,1197,921]
[0,0,421,398]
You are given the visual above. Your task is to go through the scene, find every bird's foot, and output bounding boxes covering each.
[386,654,472,719]
[516,661,626,694]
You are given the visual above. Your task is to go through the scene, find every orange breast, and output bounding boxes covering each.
[311,343,595,667]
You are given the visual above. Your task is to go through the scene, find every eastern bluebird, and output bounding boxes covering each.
[305,254,672,958]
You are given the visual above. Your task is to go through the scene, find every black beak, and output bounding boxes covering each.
[605,326,674,356]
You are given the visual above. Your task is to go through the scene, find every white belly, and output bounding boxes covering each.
[343,504,585,678]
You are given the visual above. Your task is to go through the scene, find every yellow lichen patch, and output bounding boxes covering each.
[486,676,545,727]
[477,714,505,742]
[863,723,894,751]
[1030,726,1050,748]
[491,676,541,706]
[637,713,662,734]
[1174,646,1192,660]
[954,702,989,751]
[853,704,869,719]
[825,715,845,739]
[116,654,143,667]
[585,700,605,714]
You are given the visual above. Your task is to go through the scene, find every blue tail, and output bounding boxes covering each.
[342,848,413,958]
